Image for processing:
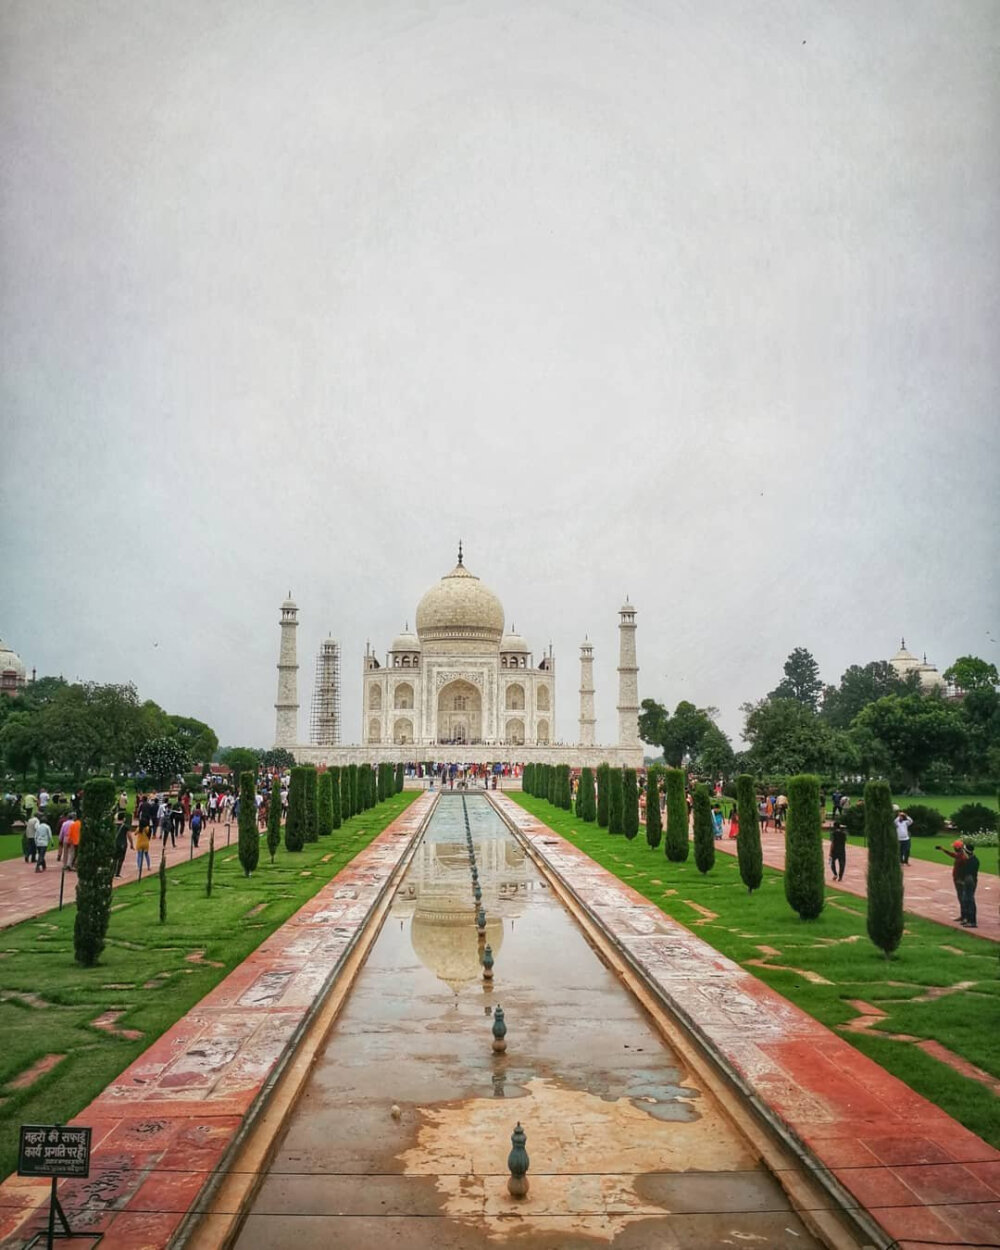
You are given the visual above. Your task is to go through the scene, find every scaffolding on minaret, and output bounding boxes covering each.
[309,636,342,746]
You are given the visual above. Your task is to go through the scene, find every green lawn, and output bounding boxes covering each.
[0,834,25,863]
[511,793,1000,1150]
[0,792,417,1183]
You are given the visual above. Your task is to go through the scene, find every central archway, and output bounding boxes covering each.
[437,679,482,744]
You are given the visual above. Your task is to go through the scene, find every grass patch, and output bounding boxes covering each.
[511,793,1000,1148]
[0,792,417,1183]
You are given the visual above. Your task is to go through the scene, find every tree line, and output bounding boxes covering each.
[639,649,1000,792]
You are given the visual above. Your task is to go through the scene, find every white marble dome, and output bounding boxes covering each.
[390,627,421,653]
[415,555,504,645]
[0,640,26,679]
[500,629,529,654]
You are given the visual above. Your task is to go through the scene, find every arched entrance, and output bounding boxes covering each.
[437,679,482,744]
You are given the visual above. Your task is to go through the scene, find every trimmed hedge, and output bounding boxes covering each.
[645,768,662,850]
[784,774,824,920]
[73,778,117,967]
[317,771,334,837]
[692,782,714,874]
[285,767,308,852]
[736,773,763,893]
[623,768,639,840]
[577,767,596,822]
[596,763,610,828]
[608,767,624,835]
[663,768,689,862]
[237,770,260,876]
[866,779,903,957]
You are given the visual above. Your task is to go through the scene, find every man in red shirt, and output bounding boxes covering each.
[936,839,969,921]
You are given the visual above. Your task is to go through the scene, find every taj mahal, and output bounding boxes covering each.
[274,547,644,768]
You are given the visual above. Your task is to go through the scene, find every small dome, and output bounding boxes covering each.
[890,639,920,673]
[0,640,26,678]
[500,627,529,654]
[390,625,421,653]
[281,591,297,611]
[415,552,504,645]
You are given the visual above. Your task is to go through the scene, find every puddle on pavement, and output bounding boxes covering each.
[235,794,822,1248]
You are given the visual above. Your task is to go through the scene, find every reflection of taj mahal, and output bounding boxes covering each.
[276,547,643,768]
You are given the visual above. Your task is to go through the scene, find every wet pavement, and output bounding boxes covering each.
[235,794,821,1248]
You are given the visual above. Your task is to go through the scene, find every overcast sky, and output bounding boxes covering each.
[2,0,998,751]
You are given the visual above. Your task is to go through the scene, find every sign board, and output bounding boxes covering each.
[17,1126,91,1179]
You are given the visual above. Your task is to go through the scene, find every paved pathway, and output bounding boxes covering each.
[0,794,435,1250]
[495,795,1000,1250]
[713,825,998,942]
[0,821,234,931]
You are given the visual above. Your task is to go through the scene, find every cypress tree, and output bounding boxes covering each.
[317,771,334,837]
[785,775,825,919]
[395,762,405,794]
[865,779,903,957]
[285,767,307,852]
[736,774,763,893]
[266,784,282,863]
[304,766,318,842]
[608,767,624,835]
[645,768,662,850]
[522,763,531,795]
[367,765,377,809]
[73,777,116,967]
[664,768,689,862]
[557,764,571,810]
[159,845,168,923]
[596,763,610,828]
[348,764,359,817]
[576,767,596,821]
[205,829,215,896]
[330,766,342,829]
[238,770,260,876]
[377,763,387,803]
[692,783,715,874]
[623,768,639,839]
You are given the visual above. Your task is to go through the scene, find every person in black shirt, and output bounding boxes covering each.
[829,821,847,882]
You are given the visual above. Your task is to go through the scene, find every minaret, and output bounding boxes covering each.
[274,593,299,748]
[616,599,639,748]
[579,638,596,746]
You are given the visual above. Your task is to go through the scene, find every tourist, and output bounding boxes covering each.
[728,806,739,838]
[38,787,50,813]
[158,796,173,844]
[757,796,769,832]
[137,793,154,844]
[960,841,979,928]
[829,821,847,881]
[57,810,73,862]
[774,793,787,830]
[113,812,133,877]
[24,809,39,864]
[33,814,52,871]
[895,810,914,865]
[935,840,969,921]
[190,804,205,848]
[711,804,724,839]
[170,796,184,844]
[118,789,128,813]
[135,823,151,875]
[65,813,81,871]
[180,789,191,833]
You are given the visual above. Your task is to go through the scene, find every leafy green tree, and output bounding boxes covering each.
[821,661,914,729]
[285,767,307,851]
[137,736,191,786]
[237,771,259,876]
[576,767,596,822]
[692,783,715,874]
[865,780,903,957]
[645,767,662,849]
[742,698,856,777]
[852,694,967,790]
[317,771,334,836]
[330,766,342,829]
[261,747,296,770]
[596,763,610,828]
[167,715,219,765]
[784,775,824,919]
[220,746,262,781]
[663,768,689,861]
[735,774,763,893]
[73,778,116,966]
[608,768,624,835]
[266,784,282,863]
[304,766,318,842]
[622,768,639,839]
[693,725,736,785]
[770,647,823,711]
[639,698,716,767]
[638,699,670,758]
[0,713,40,783]
[943,656,999,693]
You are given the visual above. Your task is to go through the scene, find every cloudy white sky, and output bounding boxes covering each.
[2,0,998,750]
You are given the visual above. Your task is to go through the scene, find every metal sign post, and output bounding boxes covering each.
[18,1124,92,1248]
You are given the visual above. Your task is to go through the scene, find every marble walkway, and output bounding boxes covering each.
[0,793,435,1250]
[713,824,999,942]
[495,794,1000,1250]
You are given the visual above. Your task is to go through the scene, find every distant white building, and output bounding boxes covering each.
[0,638,29,697]
[889,638,945,692]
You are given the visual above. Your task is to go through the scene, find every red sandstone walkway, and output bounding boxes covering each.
[713,826,999,942]
[495,794,1000,1250]
[0,794,435,1250]
[0,823,230,931]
